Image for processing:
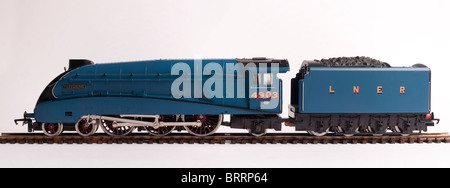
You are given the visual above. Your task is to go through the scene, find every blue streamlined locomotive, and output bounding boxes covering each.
[14,57,439,137]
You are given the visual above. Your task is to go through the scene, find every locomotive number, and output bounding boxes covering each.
[251,92,279,99]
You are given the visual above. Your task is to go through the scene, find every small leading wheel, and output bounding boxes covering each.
[42,123,63,137]
[146,115,176,136]
[75,116,98,136]
[100,117,134,136]
[184,114,223,136]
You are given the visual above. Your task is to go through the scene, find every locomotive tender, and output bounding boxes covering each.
[14,57,438,137]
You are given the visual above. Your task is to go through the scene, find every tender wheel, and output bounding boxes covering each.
[100,116,134,136]
[75,116,98,136]
[184,114,223,136]
[391,126,411,136]
[365,126,387,136]
[307,128,330,136]
[335,126,359,137]
[146,115,176,136]
[42,123,63,137]
[248,129,267,136]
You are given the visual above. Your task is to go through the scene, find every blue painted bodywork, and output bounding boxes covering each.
[298,67,431,114]
[34,59,289,123]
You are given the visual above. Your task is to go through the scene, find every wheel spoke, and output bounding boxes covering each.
[75,117,97,136]
[185,115,222,136]
[100,116,134,137]
[42,123,63,137]
[146,115,176,136]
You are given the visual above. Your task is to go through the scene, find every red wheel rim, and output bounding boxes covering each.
[77,119,94,134]
[102,120,133,136]
[146,115,175,136]
[101,116,133,136]
[44,123,59,135]
[185,115,220,136]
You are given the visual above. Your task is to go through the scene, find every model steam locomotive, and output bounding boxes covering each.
[14,57,439,136]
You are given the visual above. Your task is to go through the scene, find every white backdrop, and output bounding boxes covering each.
[1,0,449,167]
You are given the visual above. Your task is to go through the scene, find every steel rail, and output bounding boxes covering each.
[1,132,449,144]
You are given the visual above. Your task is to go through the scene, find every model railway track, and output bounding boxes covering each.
[1,132,449,144]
